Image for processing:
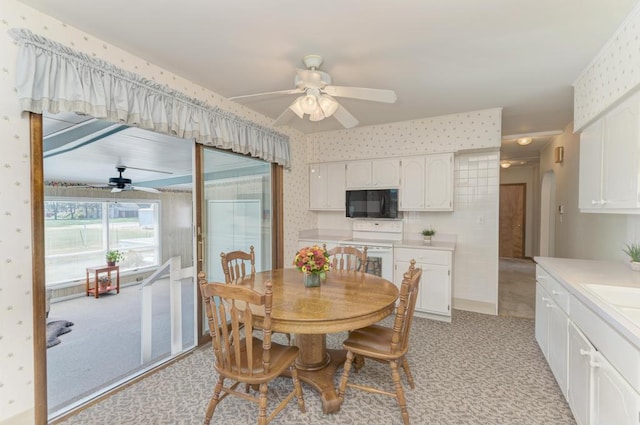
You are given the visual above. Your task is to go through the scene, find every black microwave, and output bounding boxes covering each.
[345,189,399,218]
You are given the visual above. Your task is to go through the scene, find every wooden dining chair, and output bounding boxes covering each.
[221,246,291,345]
[337,259,422,425]
[220,245,256,282]
[324,244,368,272]
[198,272,306,425]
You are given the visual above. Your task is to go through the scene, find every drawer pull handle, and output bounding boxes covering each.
[537,275,545,280]
[579,349,591,357]
[552,290,560,296]
[545,303,555,309]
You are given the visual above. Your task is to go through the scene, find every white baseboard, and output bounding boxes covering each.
[453,298,497,315]
[0,409,34,425]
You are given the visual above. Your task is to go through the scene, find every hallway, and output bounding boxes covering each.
[498,257,536,319]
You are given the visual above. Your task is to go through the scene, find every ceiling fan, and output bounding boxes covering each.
[108,166,160,193]
[229,55,398,129]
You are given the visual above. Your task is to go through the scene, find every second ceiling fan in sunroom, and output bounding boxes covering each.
[229,55,398,129]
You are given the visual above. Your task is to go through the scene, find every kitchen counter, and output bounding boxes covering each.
[394,239,456,251]
[535,256,640,350]
[298,229,456,251]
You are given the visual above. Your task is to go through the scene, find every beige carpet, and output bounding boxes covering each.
[499,257,536,319]
[58,310,574,425]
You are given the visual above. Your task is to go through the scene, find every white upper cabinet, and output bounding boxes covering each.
[309,162,346,210]
[345,158,400,189]
[372,158,401,187]
[399,153,453,211]
[425,153,454,210]
[579,90,640,212]
[399,156,426,209]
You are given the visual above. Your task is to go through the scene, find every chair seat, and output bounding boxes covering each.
[343,324,409,361]
[216,337,300,384]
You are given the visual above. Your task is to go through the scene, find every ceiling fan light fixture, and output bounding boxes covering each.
[309,107,325,122]
[301,94,318,114]
[289,97,305,119]
[318,95,339,117]
[517,137,533,146]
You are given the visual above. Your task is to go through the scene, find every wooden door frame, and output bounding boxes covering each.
[499,183,526,258]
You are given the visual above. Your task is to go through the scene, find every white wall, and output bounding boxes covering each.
[500,165,539,257]
[307,110,503,313]
[539,122,640,261]
[0,1,309,422]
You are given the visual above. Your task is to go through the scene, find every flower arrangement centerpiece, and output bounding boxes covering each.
[293,244,330,287]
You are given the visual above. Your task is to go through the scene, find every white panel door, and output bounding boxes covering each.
[399,156,425,210]
[346,160,372,188]
[602,93,640,209]
[579,119,604,210]
[309,163,328,210]
[372,158,400,187]
[535,283,549,359]
[592,351,640,425]
[326,162,346,209]
[548,301,569,397]
[425,153,453,210]
[418,263,450,315]
[568,322,593,425]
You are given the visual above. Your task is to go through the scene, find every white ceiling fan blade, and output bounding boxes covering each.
[228,88,303,101]
[118,164,172,174]
[272,107,296,127]
[332,104,359,129]
[131,186,160,193]
[323,86,398,103]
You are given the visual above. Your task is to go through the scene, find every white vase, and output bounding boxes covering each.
[630,261,640,271]
[423,236,432,244]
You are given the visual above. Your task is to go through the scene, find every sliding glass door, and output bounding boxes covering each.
[200,147,272,285]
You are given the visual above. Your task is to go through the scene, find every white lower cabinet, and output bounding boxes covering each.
[568,322,593,425]
[535,277,569,397]
[394,247,452,321]
[591,351,640,425]
[536,264,640,425]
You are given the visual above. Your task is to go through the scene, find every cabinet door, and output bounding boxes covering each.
[419,263,451,315]
[394,260,411,293]
[579,119,604,210]
[592,351,640,425]
[325,162,346,209]
[399,156,426,210]
[309,163,329,209]
[568,322,593,425]
[548,301,569,397]
[346,160,372,189]
[535,283,549,359]
[425,153,453,211]
[602,93,640,209]
[372,158,400,187]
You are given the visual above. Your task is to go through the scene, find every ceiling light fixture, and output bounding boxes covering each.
[517,137,533,146]
[289,89,339,122]
[500,161,511,169]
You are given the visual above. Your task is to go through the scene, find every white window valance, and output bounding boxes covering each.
[9,28,291,169]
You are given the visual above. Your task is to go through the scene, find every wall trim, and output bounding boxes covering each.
[453,298,497,315]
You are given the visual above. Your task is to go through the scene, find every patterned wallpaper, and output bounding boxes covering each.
[307,109,502,162]
[0,0,308,421]
[574,4,640,130]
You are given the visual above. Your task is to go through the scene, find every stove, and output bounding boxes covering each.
[339,220,403,282]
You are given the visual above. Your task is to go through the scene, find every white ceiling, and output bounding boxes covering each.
[22,0,640,168]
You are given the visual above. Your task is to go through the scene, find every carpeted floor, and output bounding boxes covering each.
[58,310,575,425]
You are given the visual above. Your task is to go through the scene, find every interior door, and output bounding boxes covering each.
[499,183,526,258]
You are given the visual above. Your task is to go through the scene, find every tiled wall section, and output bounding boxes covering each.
[0,0,308,421]
[574,4,640,130]
[311,111,501,309]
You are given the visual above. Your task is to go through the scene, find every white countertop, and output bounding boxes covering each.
[535,256,640,350]
[298,229,456,251]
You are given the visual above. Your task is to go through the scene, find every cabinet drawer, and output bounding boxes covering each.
[395,248,451,266]
[536,266,570,314]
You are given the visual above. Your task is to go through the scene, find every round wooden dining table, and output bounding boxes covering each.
[236,268,398,414]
